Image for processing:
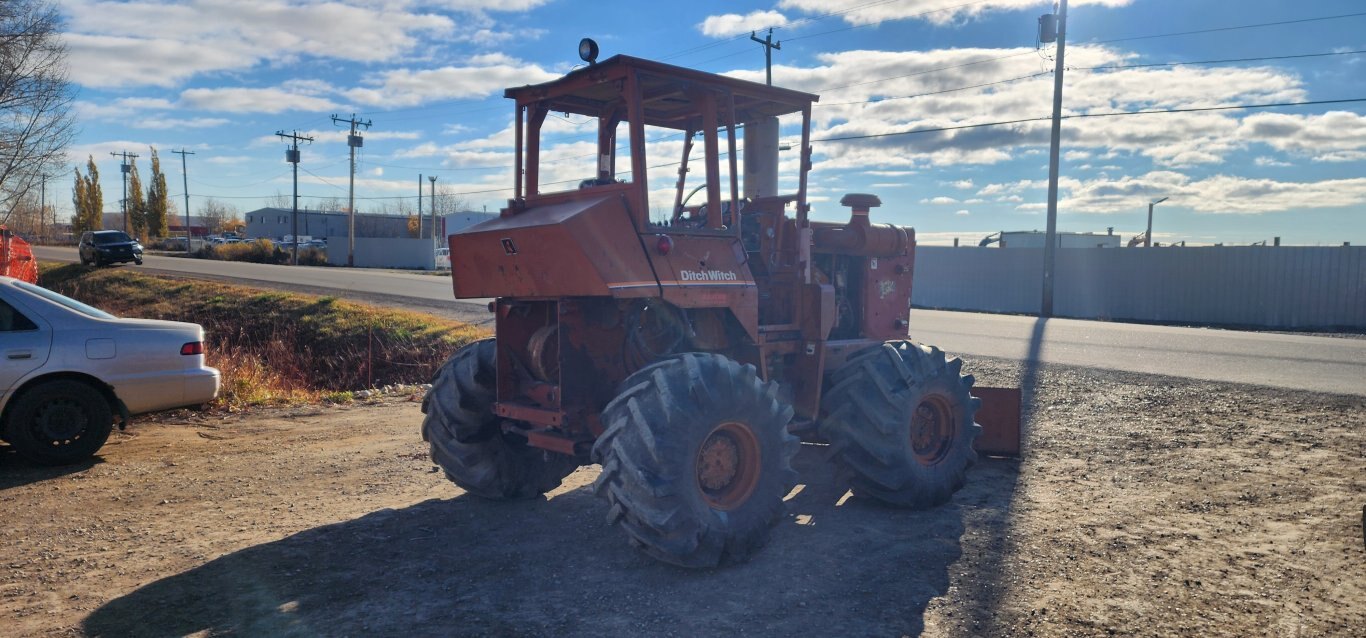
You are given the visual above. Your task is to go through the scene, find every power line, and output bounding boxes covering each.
[1072,48,1366,72]
[813,97,1366,143]
[814,48,1366,108]
[1088,10,1366,45]
[817,71,1053,107]
[817,50,1039,93]
[808,12,1366,94]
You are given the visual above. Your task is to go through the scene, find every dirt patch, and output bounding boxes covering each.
[1,361,1362,637]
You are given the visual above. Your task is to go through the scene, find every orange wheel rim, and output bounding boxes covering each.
[696,422,761,510]
[911,395,954,466]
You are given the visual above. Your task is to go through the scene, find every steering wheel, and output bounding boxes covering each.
[672,183,709,223]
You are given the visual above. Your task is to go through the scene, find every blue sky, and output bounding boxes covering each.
[60,0,1366,246]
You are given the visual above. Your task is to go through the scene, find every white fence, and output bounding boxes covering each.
[911,246,1366,330]
[323,237,436,270]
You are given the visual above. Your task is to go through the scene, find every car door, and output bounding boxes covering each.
[0,295,52,402]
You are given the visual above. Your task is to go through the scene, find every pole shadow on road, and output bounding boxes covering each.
[82,445,1021,637]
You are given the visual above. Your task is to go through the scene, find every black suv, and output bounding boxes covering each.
[79,230,144,267]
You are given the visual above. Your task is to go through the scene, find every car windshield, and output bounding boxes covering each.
[14,282,117,319]
[94,232,134,244]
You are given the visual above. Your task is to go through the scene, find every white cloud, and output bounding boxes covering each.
[698,11,789,37]
[1057,171,1366,214]
[205,155,254,166]
[133,117,230,130]
[1236,111,1366,159]
[719,45,1318,171]
[346,58,560,107]
[179,87,338,114]
[777,0,1132,26]
[425,0,553,10]
[1312,150,1366,162]
[920,196,960,205]
[954,209,970,216]
[1254,156,1292,168]
[62,0,454,88]
[946,179,973,189]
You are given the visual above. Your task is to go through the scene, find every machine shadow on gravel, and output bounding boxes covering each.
[0,447,100,489]
[83,447,1018,637]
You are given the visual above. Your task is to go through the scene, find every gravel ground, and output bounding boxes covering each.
[1,358,1362,637]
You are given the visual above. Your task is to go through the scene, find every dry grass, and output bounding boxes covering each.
[191,239,327,266]
[39,263,488,409]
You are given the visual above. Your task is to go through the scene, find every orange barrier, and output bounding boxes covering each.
[0,226,38,283]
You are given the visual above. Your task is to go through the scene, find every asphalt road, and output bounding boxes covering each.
[35,246,1366,397]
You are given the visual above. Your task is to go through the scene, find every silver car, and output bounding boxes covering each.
[0,276,220,465]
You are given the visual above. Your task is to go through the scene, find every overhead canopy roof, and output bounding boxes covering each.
[504,55,819,129]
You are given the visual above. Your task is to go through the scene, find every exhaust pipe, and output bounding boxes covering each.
[811,193,909,257]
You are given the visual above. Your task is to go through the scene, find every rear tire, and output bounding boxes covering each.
[421,339,578,500]
[592,353,798,568]
[819,341,980,509]
[6,380,114,465]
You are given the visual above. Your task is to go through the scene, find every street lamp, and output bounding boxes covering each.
[1145,196,1169,248]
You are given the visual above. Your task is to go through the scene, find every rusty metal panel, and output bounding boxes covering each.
[449,193,658,299]
[861,253,915,340]
[972,386,1021,458]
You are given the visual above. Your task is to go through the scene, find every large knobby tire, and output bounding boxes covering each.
[6,380,114,465]
[592,353,798,568]
[819,341,980,509]
[421,339,578,500]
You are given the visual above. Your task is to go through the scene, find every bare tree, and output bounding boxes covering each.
[265,190,291,208]
[0,1,75,224]
[199,198,239,235]
[317,196,345,212]
[432,185,469,217]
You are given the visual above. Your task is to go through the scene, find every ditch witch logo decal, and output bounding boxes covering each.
[680,269,738,282]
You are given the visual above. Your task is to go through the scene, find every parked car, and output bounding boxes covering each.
[0,277,220,464]
[78,230,143,267]
[435,247,451,270]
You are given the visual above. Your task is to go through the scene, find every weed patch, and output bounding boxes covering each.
[183,239,328,266]
[39,264,487,408]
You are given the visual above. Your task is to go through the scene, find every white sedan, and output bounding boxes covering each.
[0,276,220,465]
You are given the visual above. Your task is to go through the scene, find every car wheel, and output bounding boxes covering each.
[134,257,143,265]
[6,380,114,465]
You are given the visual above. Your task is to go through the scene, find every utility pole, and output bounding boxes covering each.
[1040,0,1067,318]
[750,28,781,85]
[429,175,437,249]
[417,174,423,236]
[172,149,195,253]
[276,130,314,265]
[110,151,139,233]
[332,113,372,267]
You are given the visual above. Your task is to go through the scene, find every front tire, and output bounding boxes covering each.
[6,380,114,465]
[592,353,798,568]
[421,339,578,499]
[819,341,980,509]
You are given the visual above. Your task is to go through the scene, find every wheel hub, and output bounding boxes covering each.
[911,396,953,465]
[35,399,87,444]
[696,422,761,510]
